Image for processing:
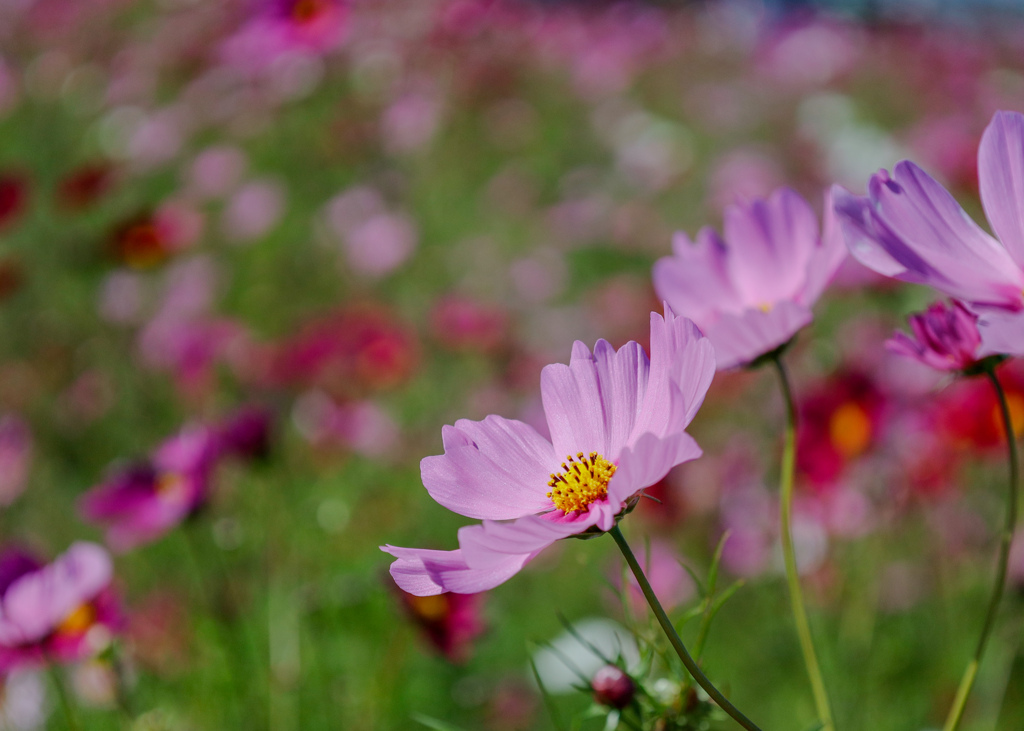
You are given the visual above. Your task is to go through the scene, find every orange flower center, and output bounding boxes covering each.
[829,402,872,459]
[55,603,96,637]
[547,452,616,514]
[291,0,328,23]
[406,594,448,622]
[992,392,1024,440]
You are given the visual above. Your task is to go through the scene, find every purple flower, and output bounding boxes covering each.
[382,308,714,596]
[833,110,1024,357]
[0,543,119,672]
[887,300,984,373]
[79,426,220,552]
[652,187,846,369]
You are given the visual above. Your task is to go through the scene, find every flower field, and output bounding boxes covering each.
[3,1,1024,730]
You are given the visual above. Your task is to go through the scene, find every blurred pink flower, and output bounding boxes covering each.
[185,145,247,200]
[343,213,418,278]
[383,308,714,596]
[271,305,418,398]
[292,393,398,458]
[220,0,350,73]
[136,257,251,396]
[221,179,285,243]
[653,187,846,369]
[888,300,984,373]
[381,89,443,155]
[0,415,31,507]
[797,369,887,491]
[79,426,220,552]
[618,539,695,616]
[396,589,485,663]
[707,148,784,212]
[430,295,509,354]
[0,543,120,672]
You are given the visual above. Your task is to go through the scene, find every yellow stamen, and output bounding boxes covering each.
[55,603,96,637]
[757,302,773,313]
[547,452,616,514]
[829,402,872,459]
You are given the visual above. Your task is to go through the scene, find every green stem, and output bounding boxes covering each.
[608,525,764,731]
[942,366,1019,731]
[46,661,82,731]
[181,527,247,727]
[771,355,835,731]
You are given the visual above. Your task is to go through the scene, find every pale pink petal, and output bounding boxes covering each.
[652,228,739,322]
[457,511,598,570]
[979,110,1024,269]
[381,545,534,596]
[976,309,1024,358]
[608,431,702,505]
[851,163,1024,307]
[800,188,848,305]
[589,339,649,457]
[420,416,556,520]
[832,185,912,278]
[722,187,819,306]
[637,307,715,437]
[706,301,813,370]
[540,341,612,460]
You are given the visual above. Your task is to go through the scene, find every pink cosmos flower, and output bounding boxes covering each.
[382,308,715,596]
[833,110,1024,357]
[0,543,119,672]
[396,589,485,663]
[79,426,220,552]
[652,187,846,369]
[888,300,984,373]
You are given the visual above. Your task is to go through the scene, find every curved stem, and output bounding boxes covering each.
[942,367,1019,731]
[771,355,835,731]
[608,525,764,731]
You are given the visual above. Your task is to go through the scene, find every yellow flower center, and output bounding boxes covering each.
[55,603,96,637]
[547,452,617,514]
[829,402,872,459]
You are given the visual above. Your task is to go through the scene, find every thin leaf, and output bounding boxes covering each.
[529,656,569,731]
[411,714,470,731]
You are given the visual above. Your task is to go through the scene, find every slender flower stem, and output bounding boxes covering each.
[942,366,1019,731]
[608,525,764,731]
[771,354,835,731]
[46,661,82,731]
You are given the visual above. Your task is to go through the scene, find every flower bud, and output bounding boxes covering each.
[591,665,636,709]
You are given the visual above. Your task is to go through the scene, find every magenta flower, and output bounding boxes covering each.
[833,110,1024,357]
[887,300,984,373]
[652,187,846,369]
[382,308,714,596]
[79,426,220,552]
[0,543,119,672]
